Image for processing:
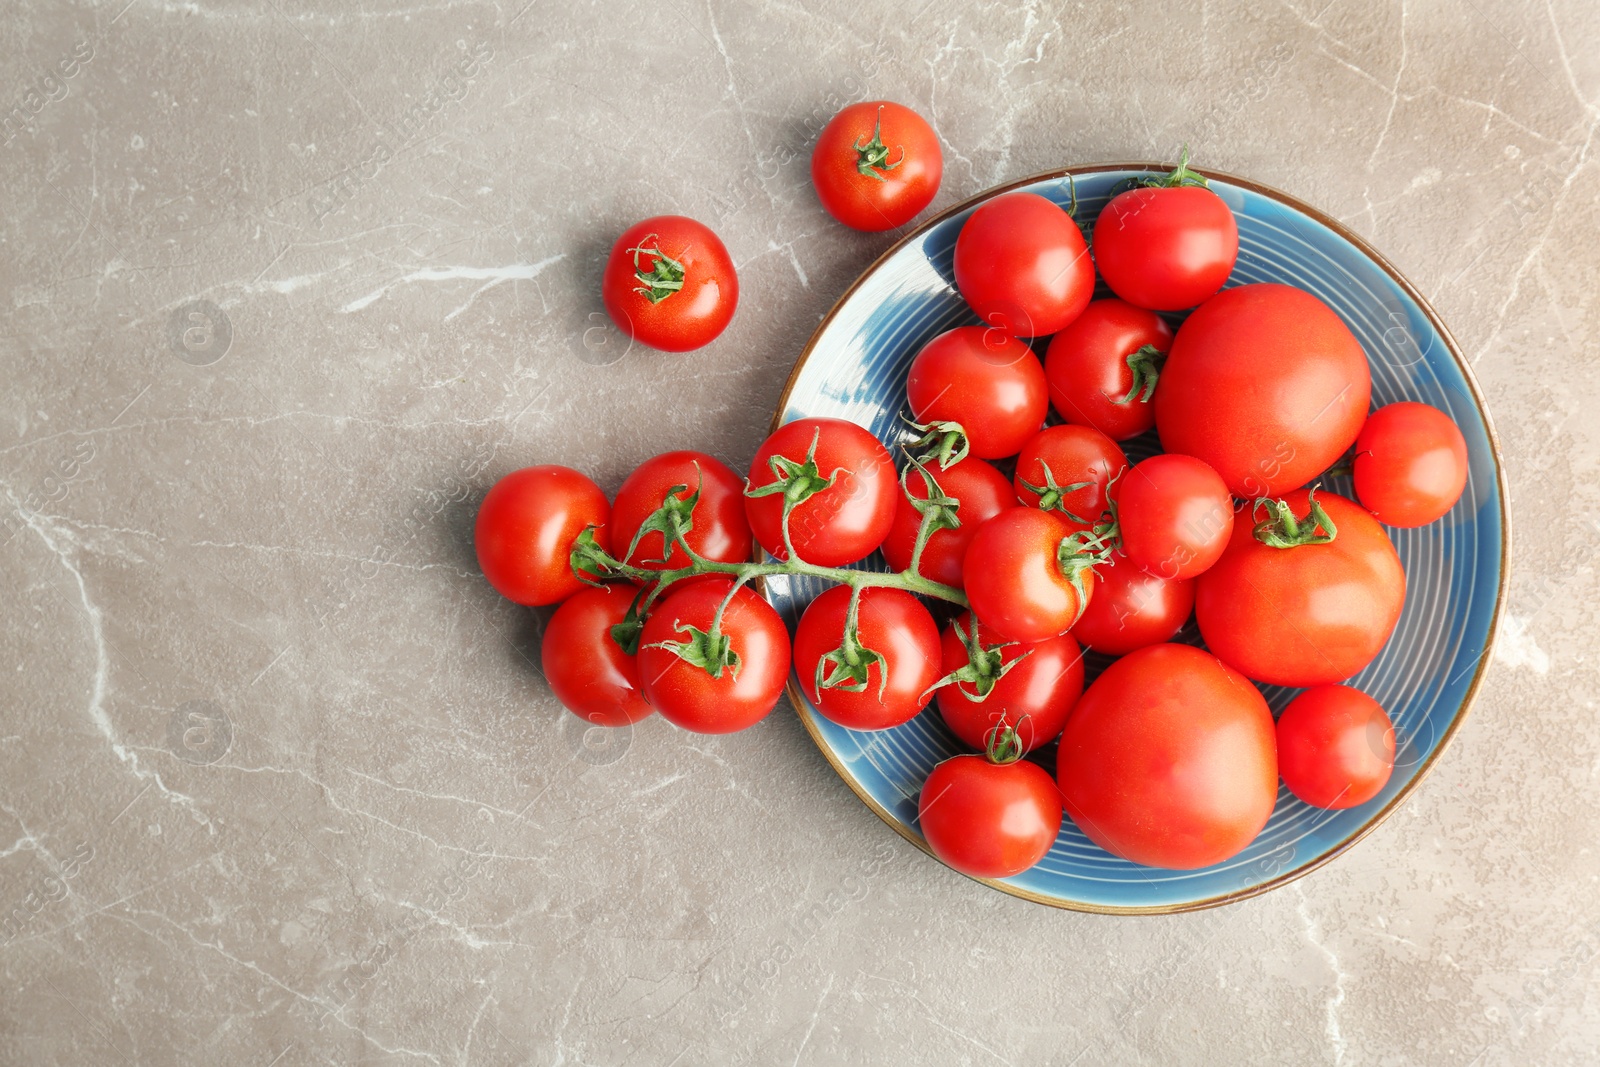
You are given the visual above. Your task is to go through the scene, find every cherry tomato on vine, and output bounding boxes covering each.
[919,729,1063,879]
[880,456,1013,590]
[1353,402,1469,527]
[934,612,1083,754]
[475,465,610,606]
[541,583,654,727]
[793,586,941,731]
[1069,551,1193,656]
[1113,453,1234,580]
[744,417,897,567]
[602,215,737,352]
[905,326,1048,460]
[1195,489,1405,687]
[1056,643,1277,870]
[1013,424,1127,534]
[963,507,1099,644]
[811,101,942,232]
[1276,685,1396,809]
[1043,298,1174,441]
[1092,154,1238,311]
[610,450,752,571]
[1156,283,1371,497]
[953,191,1094,337]
[637,579,790,734]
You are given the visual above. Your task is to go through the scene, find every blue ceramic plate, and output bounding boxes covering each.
[764,164,1509,913]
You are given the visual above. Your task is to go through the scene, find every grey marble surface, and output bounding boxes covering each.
[1,0,1597,1064]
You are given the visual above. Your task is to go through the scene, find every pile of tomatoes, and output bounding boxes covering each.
[477,101,1471,880]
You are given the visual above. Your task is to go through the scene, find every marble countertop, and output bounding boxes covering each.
[2,1,1597,1064]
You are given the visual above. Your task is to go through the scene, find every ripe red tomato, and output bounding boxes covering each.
[953,192,1094,337]
[541,584,654,727]
[1069,550,1193,656]
[610,450,752,571]
[1113,453,1234,580]
[905,326,1048,459]
[602,216,737,352]
[880,456,1013,589]
[935,613,1083,754]
[1196,489,1405,687]
[637,579,790,734]
[1093,183,1238,311]
[1277,685,1395,809]
[1353,402,1469,527]
[475,465,610,606]
[744,418,896,567]
[963,507,1097,644]
[1013,424,1127,534]
[793,586,940,730]
[919,747,1062,879]
[1056,643,1277,870]
[811,101,942,232]
[1043,298,1174,440]
[1155,284,1372,498]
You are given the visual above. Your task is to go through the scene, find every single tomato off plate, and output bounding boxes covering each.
[760,164,1508,913]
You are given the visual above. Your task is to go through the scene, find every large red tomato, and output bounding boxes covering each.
[541,584,654,727]
[602,216,737,352]
[475,465,609,606]
[744,418,896,566]
[1069,551,1193,656]
[953,192,1094,338]
[1043,298,1174,441]
[1013,424,1127,534]
[1195,489,1405,687]
[1155,284,1371,497]
[880,456,1013,589]
[905,326,1048,459]
[934,613,1083,754]
[610,450,752,571]
[963,507,1097,644]
[1093,181,1238,311]
[1056,643,1277,870]
[1353,402,1469,527]
[793,586,941,730]
[811,101,942,231]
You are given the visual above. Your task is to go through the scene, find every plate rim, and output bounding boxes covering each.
[767,161,1512,915]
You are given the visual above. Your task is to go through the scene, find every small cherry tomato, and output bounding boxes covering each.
[1113,453,1234,580]
[919,730,1063,879]
[637,579,790,734]
[610,450,752,571]
[880,456,1014,590]
[964,507,1098,644]
[953,191,1095,337]
[1043,298,1174,441]
[1069,550,1194,656]
[1353,402,1469,527]
[602,215,737,352]
[1013,424,1128,534]
[475,465,610,606]
[934,612,1083,754]
[1092,158,1238,311]
[811,101,942,231]
[905,326,1049,460]
[541,584,654,727]
[744,418,897,567]
[794,586,941,731]
[1276,685,1396,809]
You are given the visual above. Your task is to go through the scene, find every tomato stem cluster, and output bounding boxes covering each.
[1251,486,1338,549]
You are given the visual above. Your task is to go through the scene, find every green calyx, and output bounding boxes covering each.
[853,106,905,181]
[744,427,838,510]
[984,720,1025,766]
[1114,344,1166,405]
[904,416,971,470]
[646,620,741,680]
[1055,527,1115,628]
[1017,459,1096,524]
[1128,144,1210,191]
[608,588,648,656]
[1252,487,1338,549]
[620,471,702,567]
[628,235,686,304]
[922,616,1031,704]
[902,459,962,538]
[814,585,888,699]
[569,525,621,587]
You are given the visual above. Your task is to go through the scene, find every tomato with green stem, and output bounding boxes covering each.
[1013,424,1127,535]
[602,215,738,352]
[1276,685,1396,809]
[1112,453,1234,580]
[610,450,752,573]
[1092,150,1238,311]
[811,101,942,232]
[794,585,941,731]
[954,190,1094,337]
[1043,298,1174,441]
[744,418,897,567]
[1353,402,1469,527]
[963,507,1104,644]
[905,326,1049,461]
[1069,550,1194,656]
[880,455,1013,590]
[918,724,1063,879]
[932,612,1083,754]
[541,583,654,727]
[476,465,610,606]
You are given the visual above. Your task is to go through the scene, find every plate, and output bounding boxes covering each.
[763,164,1509,914]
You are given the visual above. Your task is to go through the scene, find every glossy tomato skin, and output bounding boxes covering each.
[1155,284,1371,497]
[905,326,1048,459]
[811,101,942,231]
[542,584,654,727]
[936,613,1083,754]
[1056,643,1277,870]
[1113,454,1235,580]
[919,756,1062,878]
[610,451,752,571]
[476,466,610,606]
[953,192,1094,337]
[794,586,940,730]
[1093,186,1238,311]
[964,507,1095,644]
[880,456,1013,589]
[745,418,896,567]
[1013,424,1127,534]
[637,579,790,734]
[602,215,737,352]
[1043,299,1175,440]
[1070,550,1194,656]
[1196,489,1405,687]
[1353,402,1469,527]
[1277,685,1395,809]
